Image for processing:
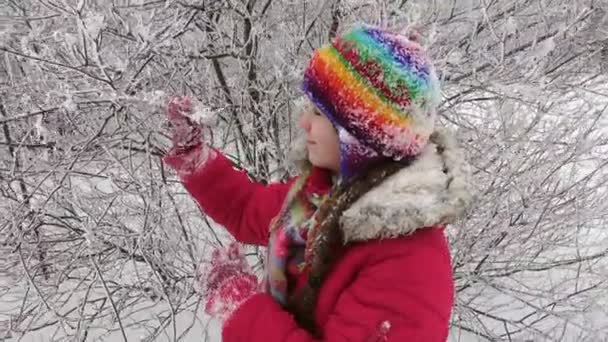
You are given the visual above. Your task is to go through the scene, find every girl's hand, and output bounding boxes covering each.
[162,96,214,176]
[197,243,259,321]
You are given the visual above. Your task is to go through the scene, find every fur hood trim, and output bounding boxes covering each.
[340,129,473,242]
[289,129,473,243]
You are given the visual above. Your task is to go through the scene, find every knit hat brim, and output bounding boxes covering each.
[336,127,387,179]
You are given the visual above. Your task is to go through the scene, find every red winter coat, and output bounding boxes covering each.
[180,131,471,341]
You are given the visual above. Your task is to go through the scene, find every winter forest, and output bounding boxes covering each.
[1,0,607,341]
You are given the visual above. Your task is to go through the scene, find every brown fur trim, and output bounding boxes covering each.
[285,160,410,336]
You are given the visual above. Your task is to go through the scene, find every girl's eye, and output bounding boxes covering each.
[313,110,322,116]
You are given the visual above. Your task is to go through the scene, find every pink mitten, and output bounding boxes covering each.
[162,96,215,176]
[197,243,259,321]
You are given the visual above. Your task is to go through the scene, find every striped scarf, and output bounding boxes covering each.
[265,167,334,305]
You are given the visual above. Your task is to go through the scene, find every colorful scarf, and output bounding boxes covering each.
[265,167,334,305]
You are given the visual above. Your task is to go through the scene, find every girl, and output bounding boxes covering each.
[163,24,472,342]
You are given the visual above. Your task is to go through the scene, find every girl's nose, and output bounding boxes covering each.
[299,111,312,133]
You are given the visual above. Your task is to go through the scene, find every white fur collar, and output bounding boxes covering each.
[288,129,473,243]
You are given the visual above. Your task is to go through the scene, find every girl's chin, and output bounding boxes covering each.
[307,155,321,167]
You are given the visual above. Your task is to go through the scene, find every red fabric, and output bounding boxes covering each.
[199,243,258,320]
[180,151,294,246]
[180,153,454,342]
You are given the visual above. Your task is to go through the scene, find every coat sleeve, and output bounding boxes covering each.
[179,150,294,246]
[222,236,454,341]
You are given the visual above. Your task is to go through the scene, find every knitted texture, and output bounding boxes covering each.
[302,24,441,178]
[198,243,258,321]
[163,96,215,177]
[265,167,333,306]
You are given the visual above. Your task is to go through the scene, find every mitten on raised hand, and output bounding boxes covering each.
[162,96,215,176]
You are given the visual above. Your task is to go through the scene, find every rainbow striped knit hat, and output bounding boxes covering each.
[302,24,441,179]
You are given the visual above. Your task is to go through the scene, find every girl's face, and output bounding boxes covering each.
[298,102,341,173]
